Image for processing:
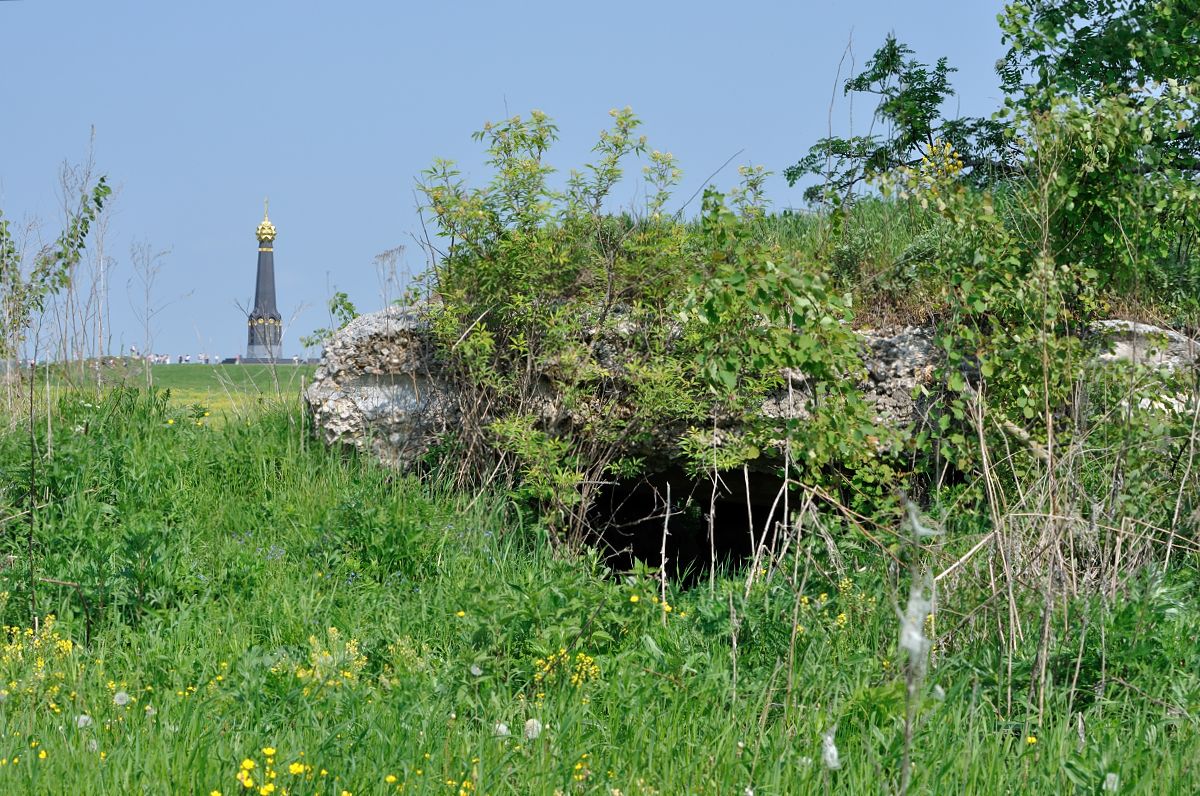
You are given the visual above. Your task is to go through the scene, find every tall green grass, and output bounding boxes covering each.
[743,199,1199,330]
[0,389,1195,794]
[738,200,957,327]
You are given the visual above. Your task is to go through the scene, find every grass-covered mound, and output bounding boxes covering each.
[0,389,1195,793]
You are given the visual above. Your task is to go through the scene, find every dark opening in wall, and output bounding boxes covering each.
[589,465,790,585]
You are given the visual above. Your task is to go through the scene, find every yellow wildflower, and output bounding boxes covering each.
[629,595,639,603]
[385,774,398,783]
[1026,735,1038,745]
[455,611,465,618]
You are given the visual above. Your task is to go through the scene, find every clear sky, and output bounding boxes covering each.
[0,0,1007,360]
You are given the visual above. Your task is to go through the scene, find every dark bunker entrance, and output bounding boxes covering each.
[588,465,791,585]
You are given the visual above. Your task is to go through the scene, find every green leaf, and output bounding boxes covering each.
[641,634,665,662]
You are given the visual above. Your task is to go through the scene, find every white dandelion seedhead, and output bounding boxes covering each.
[1103,772,1120,792]
[906,502,942,539]
[75,714,93,729]
[494,722,510,737]
[523,718,543,740]
[899,574,934,660]
[469,664,483,677]
[113,690,131,707]
[821,727,841,771]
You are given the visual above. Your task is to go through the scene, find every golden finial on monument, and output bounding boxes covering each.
[256,197,277,242]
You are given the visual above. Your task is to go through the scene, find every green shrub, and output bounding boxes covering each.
[419,110,900,543]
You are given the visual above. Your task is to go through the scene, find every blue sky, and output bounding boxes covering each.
[0,0,1006,359]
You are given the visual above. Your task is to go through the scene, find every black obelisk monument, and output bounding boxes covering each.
[246,201,282,362]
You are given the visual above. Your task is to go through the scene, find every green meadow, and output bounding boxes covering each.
[35,362,317,419]
[146,364,316,416]
[0,387,1195,794]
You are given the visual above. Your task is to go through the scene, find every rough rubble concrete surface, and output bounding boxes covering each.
[305,308,1197,469]
[860,326,940,424]
[1092,319,1199,371]
[304,306,454,467]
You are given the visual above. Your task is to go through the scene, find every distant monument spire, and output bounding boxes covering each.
[246,198,282,361]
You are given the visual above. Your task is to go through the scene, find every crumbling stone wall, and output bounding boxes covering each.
[304,309,1196,470]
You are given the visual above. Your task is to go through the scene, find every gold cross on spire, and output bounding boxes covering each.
[256,197,277,242]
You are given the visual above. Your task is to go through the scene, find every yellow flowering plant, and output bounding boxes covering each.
[0,614,79,713]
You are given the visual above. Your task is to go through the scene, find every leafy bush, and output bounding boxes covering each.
[418,110,901,544]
